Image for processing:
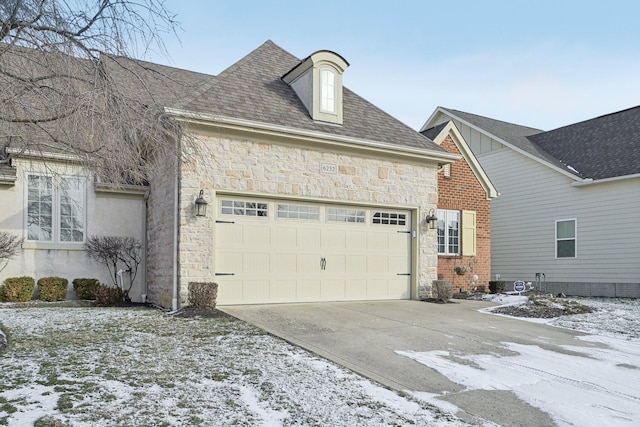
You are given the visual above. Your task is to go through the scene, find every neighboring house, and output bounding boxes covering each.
[422,107,640,297]
[421,121,498,293]
[0,49,210,299]
[1,40,461,307]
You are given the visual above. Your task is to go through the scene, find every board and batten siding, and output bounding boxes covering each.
[481,148,640,287]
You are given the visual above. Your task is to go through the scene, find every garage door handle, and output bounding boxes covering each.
[320,257,327,270]
[397,273,411,276]
[215,273,235,276]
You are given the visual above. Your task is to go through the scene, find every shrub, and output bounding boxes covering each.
[489,280,506,294]
[432,280,453,302]
[94,283,125,306]
[0,276,35,302]
[72,278,100,300]
[85,236,142,301]
[188,282,218,309]
[37,277,69,302]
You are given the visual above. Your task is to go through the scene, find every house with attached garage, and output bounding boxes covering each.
[149,41,460,308]
[1,40,462,308]
[422,106,640,297]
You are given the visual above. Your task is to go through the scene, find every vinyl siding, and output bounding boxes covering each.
[481,149,640,284]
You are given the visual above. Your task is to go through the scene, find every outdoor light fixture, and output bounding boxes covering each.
[195,189,208,217]
[425,208,438,229]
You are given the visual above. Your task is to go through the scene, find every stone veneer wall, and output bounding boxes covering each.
[145,151,178,308]
[437,135,492,292]
[172,130,441,306]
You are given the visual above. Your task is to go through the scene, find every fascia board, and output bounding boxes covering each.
[6,147,83,162]
[166,107,461,164]
[433,121,499,199]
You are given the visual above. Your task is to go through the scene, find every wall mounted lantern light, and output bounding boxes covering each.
[425,208,438,229]
[195,189,208,217]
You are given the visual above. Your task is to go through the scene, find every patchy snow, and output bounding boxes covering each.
[2,297,639,426]
[0,306,470,426]
[398,296,640,427]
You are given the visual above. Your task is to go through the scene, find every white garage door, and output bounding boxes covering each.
[215,196,412,304]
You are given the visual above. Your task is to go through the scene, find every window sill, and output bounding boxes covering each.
[23,242,85,251]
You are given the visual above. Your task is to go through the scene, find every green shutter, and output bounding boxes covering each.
[462,210,476,256]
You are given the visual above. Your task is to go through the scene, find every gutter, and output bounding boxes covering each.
[164,108,460,164]
[571,173,640,187]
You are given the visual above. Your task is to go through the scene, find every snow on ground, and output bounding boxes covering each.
[398,296,640,427]
[1,297,639,426]
[0,306,470,427]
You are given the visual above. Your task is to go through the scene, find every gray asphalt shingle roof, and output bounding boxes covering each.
[441,107,640,180]
[178,40,446,153]
[528,106,640,180]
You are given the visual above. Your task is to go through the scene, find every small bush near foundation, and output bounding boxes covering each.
[94,284,125,306]
[0,276,35,302]
[37,277,69,302]
[489,281,506,294]
[432,280,453,302]
[188,282,218,309]
[73,278,100,300]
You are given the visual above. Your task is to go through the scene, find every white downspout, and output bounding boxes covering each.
[141,190,149,303]
[172,141,179,312]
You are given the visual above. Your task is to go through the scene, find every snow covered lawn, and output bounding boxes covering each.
[1,297,639,426]
[0,305,468,426]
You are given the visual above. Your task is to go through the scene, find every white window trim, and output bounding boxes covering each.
[319,67,337,115]
[555,218,577,259]
[24,173,87,246]
[437,209,460,255]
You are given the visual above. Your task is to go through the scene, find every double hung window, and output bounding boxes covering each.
[437,209,460,255]
[556,219,576,258]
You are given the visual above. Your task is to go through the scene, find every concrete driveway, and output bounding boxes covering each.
[222,300,602,426]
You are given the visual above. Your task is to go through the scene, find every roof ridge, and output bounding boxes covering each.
[443,107,544,134]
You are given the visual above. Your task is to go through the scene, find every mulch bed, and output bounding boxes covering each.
[171,306,234,319]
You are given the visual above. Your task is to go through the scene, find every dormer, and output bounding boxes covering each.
[282,50,349,125]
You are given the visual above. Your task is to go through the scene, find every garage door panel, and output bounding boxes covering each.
[322,279,346,299]
[243,280,270,301]
[368,255,389,274]
[271,253,297,273]
[272,227,297,248]
[346,255,367,273]
[297,280,321,300]
[389,278,411,299]
[298,228,321,247]
[270,280,297,300]
[215,197,411,305]
[243,225,270,246]
[242,252,270,273]
[346,279,367,298]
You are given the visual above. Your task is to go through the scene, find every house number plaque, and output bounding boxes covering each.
[321,162,337,174]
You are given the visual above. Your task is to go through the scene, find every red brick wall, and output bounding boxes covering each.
[437,135,492,293]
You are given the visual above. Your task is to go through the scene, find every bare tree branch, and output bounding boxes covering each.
[0,1,197,185]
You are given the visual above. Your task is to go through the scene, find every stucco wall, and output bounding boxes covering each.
[168,128,440,307]
[0,158,146,300]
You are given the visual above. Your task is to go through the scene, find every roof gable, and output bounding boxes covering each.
[177,40,448,154]
[422,121,498,199]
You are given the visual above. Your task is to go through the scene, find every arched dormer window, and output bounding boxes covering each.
[282,50,349,125]
[320,67,336,114]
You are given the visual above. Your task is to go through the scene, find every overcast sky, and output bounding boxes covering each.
[145,0,640,131]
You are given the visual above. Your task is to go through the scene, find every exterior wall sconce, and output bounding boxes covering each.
[425,208,438,229]
[195,189,208,217]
